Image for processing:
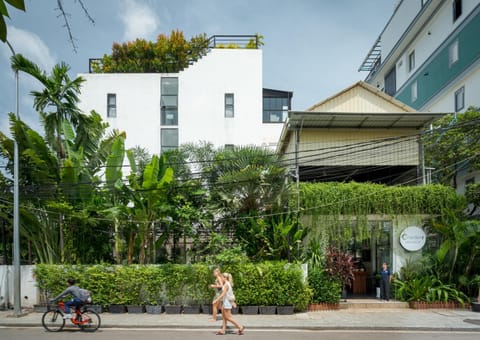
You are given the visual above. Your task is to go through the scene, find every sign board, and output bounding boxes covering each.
[400,226,426,252]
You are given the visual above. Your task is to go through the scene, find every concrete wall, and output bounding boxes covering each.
[0,265,38,309]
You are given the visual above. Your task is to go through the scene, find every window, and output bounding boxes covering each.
[224,144,234,151]
[225,93,234,118]
[408,50,415,72]
[411,80,418,102]
[161,128,178,152]
[454,86,464,112]
[449,40,459,67]
[161,77,178,125]
[263,97,290,123]
[453,0,462,22]
[107,93,116,118]
[384,66,396,96]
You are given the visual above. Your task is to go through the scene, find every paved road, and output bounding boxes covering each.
[1,328,480,340]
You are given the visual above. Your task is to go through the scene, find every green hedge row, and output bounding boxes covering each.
[34,262,312,310]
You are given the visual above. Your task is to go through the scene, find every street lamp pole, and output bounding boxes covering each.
[5,40,22,316]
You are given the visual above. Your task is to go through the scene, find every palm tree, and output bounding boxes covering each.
[11,54,85,161]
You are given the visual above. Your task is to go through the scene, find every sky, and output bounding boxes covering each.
[0,0,397,135]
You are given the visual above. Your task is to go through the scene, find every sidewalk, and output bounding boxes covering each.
[1,308,480,331]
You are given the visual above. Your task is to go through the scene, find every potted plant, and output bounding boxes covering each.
[326,247,354,301]
[308,268,341,311]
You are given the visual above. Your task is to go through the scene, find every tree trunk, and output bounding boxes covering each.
[59,215,64,263]
[128,231,135,264]
[114,219,122,264]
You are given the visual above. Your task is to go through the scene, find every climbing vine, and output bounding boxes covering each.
[295,182,464,248]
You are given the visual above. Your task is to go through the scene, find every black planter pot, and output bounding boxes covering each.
[33,304,49,313]
[231,306,239,314]
[276,305,294,315]
[109,304,126,313]
[241,305,258,315]
[164,305,182,314]
[145,305,163,314]
[472,302,480,312]
[341,288,348,301]
[127,305,145,313]
[86,305,103,314]
[259,306,277,315]
[201,304,212,314]
[182,305,201,314]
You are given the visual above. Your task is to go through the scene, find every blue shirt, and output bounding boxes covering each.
[381,269,391,279]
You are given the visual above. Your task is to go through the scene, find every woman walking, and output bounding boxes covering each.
[209,268,224,321]
[213,272,245,335]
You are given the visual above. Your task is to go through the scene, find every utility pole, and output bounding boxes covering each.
[5,40,22,316]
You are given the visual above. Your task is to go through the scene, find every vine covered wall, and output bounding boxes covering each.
[296,182,464,246]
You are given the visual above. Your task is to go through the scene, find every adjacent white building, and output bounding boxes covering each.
[359,0,480,191]
[78,36,292,155]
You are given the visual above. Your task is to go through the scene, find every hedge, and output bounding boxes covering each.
[34,262,311,310]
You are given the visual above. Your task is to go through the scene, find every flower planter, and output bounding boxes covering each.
[182,305,201,314]
[145,305,163,314]
[127,305,145,313]
[201,304,212,314]
[276,305,295,315]
[240,305,258,315]
[472,302,480,312]
[164,305,182,314]
[308,303,340,311]
[108,304,126,313]
[409,301,469,309]
[259,306,277,315]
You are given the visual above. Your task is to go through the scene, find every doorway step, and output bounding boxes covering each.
[340,299,408,309]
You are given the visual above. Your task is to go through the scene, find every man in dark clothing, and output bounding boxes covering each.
[380,262,392,301]
[51,278,86,319]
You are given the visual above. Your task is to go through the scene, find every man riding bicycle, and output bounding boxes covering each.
[50,278,91,319]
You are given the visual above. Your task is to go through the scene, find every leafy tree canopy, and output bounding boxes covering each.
[423,107,480,187]
[93,30,210,73]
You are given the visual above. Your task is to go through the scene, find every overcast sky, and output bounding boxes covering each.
[0,0,396,135]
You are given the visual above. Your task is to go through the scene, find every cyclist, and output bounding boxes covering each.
[50,278,89,319]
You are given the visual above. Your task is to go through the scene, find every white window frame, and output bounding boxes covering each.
[449,40,459,67]
[454,86,464,112]
[225,93,234,118]
[408,50,415,72]
[107,93,116,118]
[411,80,418,102]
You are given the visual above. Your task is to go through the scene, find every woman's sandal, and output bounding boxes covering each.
[216,330,225,335]
[238,326,245,335]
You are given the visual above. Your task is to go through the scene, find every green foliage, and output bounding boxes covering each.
[34,263,310,310]
[298,182,463,248]
[423,108,480,186]
[94,30,209,73]
[394,275,468,304]
[308,268,341,303]
[0,0,25,42]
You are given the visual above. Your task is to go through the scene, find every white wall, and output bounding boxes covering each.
[78,48,284,155]
[0,265,38,308]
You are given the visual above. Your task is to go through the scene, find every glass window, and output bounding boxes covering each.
[408,50,415,72]
[449,40,459,67]
[453,0,462,22]
[454,86,464,112]
[263,97,289,123]
[107,93,116,118]
[225,93,234,118]
[161,77,178,126]
[384,67,396,96]
[161,128,178,152]
[411,80,418,102]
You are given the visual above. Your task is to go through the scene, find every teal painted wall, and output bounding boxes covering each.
[395,8,480,110]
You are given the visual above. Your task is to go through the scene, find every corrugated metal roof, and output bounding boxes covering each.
[286,111,444,129]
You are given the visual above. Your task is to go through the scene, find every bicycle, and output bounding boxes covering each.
[41,301,101,332]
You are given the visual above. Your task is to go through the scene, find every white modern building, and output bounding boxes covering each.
[359,0,480,192]
[77,36,292,155]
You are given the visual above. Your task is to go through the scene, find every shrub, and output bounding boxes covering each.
[308,268,341,303]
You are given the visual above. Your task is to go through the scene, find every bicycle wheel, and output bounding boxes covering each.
[42,310,65,332]
[79,309,101,332]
